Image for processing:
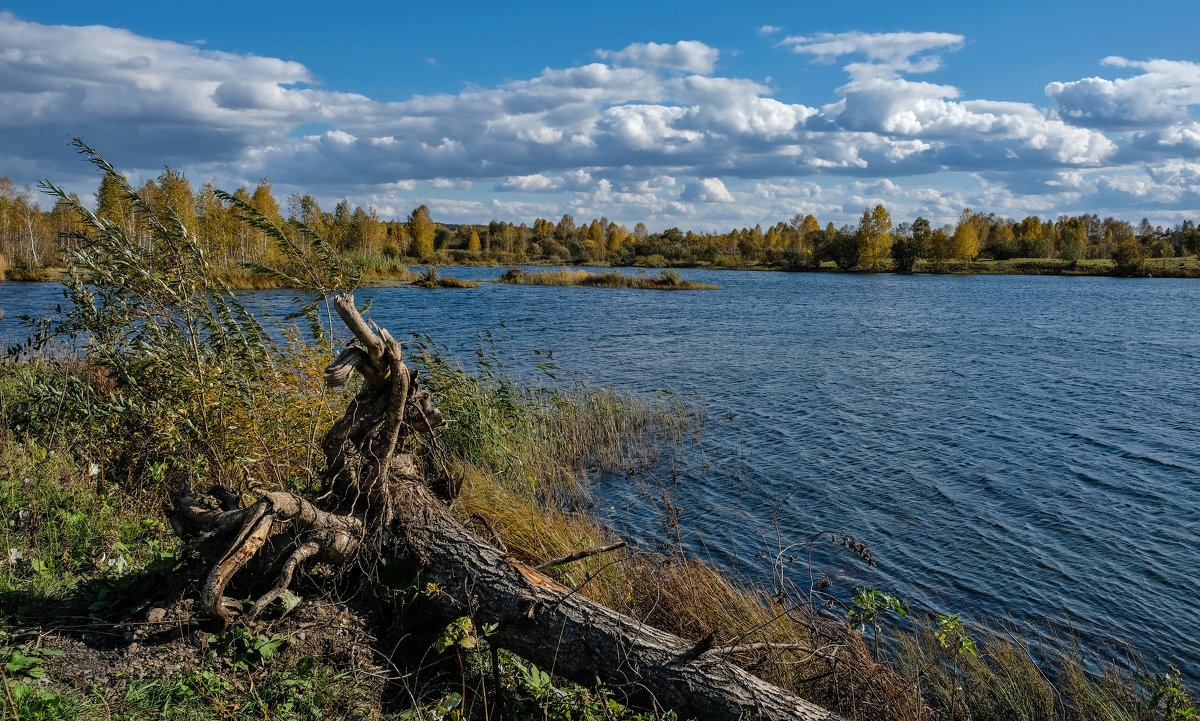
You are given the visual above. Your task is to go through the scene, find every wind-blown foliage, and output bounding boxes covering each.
[32,139,344,488]
[216,187,361,345]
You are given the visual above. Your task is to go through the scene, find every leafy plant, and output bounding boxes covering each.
[433,616,492,654]
[417,265,441,288]
[1146,666,1197,721]
[933,613,976,657]
[33,140,348,492]
[0,631,67,718]
[656,268,681,286]
[848,588,907,661]
[207,626,289,671]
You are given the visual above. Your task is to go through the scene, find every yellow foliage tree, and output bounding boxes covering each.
[856,204,893,270]
[408,205,436,260]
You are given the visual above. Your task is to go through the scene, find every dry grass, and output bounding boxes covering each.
[430,275,480,288]
[2,266,51,282]
[893,618,1164,721]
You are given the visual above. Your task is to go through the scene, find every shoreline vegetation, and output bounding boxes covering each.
[0,144,1194,719]
[7,254,1200,291]
[5,158,1200,286]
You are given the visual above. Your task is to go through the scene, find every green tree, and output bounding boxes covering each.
[983,221,1017,259]
[891,217,929,273]
[1110,235,1148,276]
[829,224,860,270]
[1058,219,1087,263]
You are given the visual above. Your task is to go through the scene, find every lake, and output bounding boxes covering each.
[2,268,1197,678]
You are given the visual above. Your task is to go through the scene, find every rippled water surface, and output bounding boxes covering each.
[3,270,1197,676]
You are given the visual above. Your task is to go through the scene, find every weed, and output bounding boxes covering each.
[207,627,289,671]
[1146,666,1197,721]
[0,631,68,718]
[848,588,907,661]
[493,266,719,290]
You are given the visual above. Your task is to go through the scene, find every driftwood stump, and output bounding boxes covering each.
[170,293,840,721]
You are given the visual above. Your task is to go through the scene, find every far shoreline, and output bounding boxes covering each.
[3,255,1197,289]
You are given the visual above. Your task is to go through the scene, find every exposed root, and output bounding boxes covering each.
[170,292,435,627]
[201,504,274,627]
[247,541,321,620]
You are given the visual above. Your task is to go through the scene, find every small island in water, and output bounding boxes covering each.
[495,267,721,290]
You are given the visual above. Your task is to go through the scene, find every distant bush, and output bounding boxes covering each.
[1111,238,1149,276]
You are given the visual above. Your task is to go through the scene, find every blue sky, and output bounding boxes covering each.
[2,1,1199,230]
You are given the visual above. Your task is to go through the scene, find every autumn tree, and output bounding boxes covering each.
[96,172,137,243]
[856,204,893,271]
[155,167,198,239]
[951,208,984,260]
[927,225,955,268]
[197,181,236,264]
[408,204,436,260]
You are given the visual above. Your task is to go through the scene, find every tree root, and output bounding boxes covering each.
[172,485,366,627]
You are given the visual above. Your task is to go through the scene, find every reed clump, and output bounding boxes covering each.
[495,266,720,290]
[413,265,479,288]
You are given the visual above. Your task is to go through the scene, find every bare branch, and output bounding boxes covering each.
[535,541,627,571]
[333,293,385,362]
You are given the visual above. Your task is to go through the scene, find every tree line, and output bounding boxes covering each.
[3,169,1200,278]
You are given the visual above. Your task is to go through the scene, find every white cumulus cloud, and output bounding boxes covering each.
[1,12,1197,230]
[1046,57,1200,129]
[596,40,719,75]
[779,31,964,79]
[681,177,734,202]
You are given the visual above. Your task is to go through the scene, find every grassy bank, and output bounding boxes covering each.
[495,267,721,289]
[2,346,1194,720]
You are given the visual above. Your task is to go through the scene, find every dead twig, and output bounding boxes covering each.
[535,541,627,571]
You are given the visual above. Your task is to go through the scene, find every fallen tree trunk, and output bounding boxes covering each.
[392,473,839,720]
[171,292,841,721]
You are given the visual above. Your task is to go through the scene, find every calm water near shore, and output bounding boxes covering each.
[3,268,1197,678]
